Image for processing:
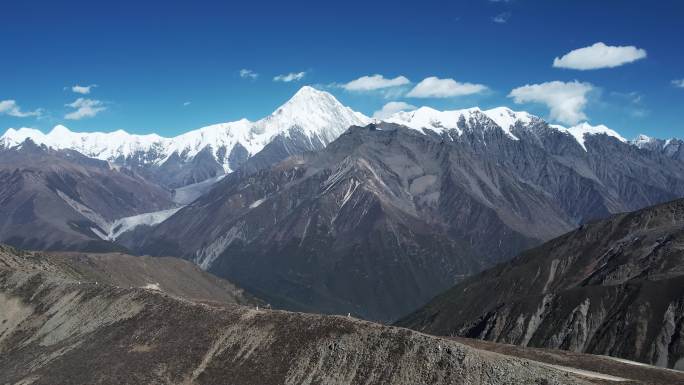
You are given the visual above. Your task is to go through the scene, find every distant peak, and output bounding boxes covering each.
[294,85,320,95]
[272,86,345,118]
[556,122,626,151]
[49,125,73,135]
[413,106,442,114]
[284,86,335,105]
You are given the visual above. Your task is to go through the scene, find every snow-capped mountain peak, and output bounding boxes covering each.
[256,85,370,142]
[634,134,653,145]
[0,86,370,176]
[551,122,626,151]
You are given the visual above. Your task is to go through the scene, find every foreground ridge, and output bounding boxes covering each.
[0,244,618,385]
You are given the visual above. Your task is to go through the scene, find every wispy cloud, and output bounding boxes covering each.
[342,74,411,91]
[509,80,594,125]
[64,98,106,120]
[406,76,487,98]
[372,101,417,119]
[71,84,97,94]
[239,69,258,80]
[273,71,307,82]
[553,42,647,70]
[672,79,684,88]
[0,100,42,118]
[492,12,511,23]
[610,91,649,118]
[183,101,191,107]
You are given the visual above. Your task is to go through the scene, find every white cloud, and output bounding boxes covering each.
[406,76,487,98]
[71,84,96,94]
[492,12,511,23]
[0,100,42,117]
[273,71,306,82]
[64,98,106,120]
[239,69,258,79]
[508,80,594,125]
[183,101,191,106]
[672,79,684,88]
[553,42,647,70]
[372,101,417,119]
[342,74,410,91]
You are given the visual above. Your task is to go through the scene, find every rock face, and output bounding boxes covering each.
[0,141,175,251]
[396,198,684,370]
[132,122,684,321]
[0,244,623,385]
[0,87,370,188]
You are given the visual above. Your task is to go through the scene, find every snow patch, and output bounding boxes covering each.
[142,283,161,291]
[195,225,244,270]
[538,363,628,382]
[172,175,225,205]
[249,198,265,208]
[340,179,360,209]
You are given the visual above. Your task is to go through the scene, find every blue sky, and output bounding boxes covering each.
[1,0,683,138]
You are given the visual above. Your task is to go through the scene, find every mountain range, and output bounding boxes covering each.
[2,87,684,321]
[126,104,684,321]
[2,86,684,376]
[1,87,370,188]
[4,87,682,189]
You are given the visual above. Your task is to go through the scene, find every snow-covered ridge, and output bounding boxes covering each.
[383,106,536,140]
[631,134,680,151]
[1,86,371,172]
[2,87,674,160]
[383,105,633,151]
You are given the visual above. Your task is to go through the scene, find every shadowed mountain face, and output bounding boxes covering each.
[1,243,664,385]
[0,141,175,251]
[396,198,684,369]
[131,121,684,321]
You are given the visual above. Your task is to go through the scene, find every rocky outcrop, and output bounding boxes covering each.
[397,199,684,369]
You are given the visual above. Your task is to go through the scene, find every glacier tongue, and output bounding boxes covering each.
[106,208,182,241]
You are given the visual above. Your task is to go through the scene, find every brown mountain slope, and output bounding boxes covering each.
[0,140,175,251]
[0,245,257,306]
[396,198,684,369]
[132,121,684,322]
[2,244,678,385]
